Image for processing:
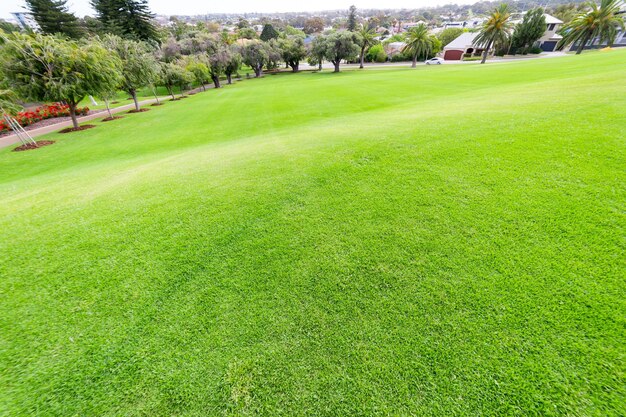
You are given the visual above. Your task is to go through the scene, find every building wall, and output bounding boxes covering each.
[569,30,626,51]
[539,23,561,43]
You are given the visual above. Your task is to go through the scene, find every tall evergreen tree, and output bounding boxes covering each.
[91,0,159,43]
[25,0,83,38]
[347,5,358,31]
[511,8,546,52]
[260,24,279,42]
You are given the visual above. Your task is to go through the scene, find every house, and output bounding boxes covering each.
[508,13,563,52]
[402,21,427,31]
[444,20,484,30]
[442,32,491,60]
[385,42,406,57]
[537,14,564,52]
[568,28,626,51]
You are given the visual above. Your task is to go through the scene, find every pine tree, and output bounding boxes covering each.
[90,0,122,35]
[260,24,279,42]
[347,5,358,32]
[25,0,83,38]
[91,0,159,43]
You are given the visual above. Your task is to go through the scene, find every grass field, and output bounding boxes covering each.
[0,50,625,416]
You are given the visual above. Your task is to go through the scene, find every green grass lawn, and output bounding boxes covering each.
[0,50,624,416]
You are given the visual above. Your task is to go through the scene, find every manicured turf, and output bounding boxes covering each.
[0,51,625,416]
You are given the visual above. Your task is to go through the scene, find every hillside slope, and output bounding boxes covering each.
[1,51,625,416]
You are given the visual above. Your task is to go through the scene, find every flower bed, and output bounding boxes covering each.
[0,103,89,133]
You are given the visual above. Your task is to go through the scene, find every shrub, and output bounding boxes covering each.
[390,51,412,62]
[366,44,387,63]
[529,46,543,54]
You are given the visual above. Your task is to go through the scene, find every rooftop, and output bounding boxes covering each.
[444,32,478,49]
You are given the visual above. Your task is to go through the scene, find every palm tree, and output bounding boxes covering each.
[474,4,514,64]
[558,0,625,54]
[357,26,377,69]
[402,24,432,68]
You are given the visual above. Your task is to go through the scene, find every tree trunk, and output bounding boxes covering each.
[227,73,232,84]
[152,88,160,104]
[318,60,322,71]
[68,101,79,129]
[213,75,221,89]
[576,33,591,55]
[333,61,340,72]
[105,99,113,119]
[130,89,140,111]
[481,39,493,64]
[360,47,366,69]
[167,86,175,100]
[412,54,417,68]
[290,62,299,72]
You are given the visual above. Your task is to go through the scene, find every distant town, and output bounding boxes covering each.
[3,1,594,35]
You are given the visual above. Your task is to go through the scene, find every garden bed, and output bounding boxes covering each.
[59,125,96,133]
[102,116,124,122]
[12,140,55,152]
[0,103,102,138]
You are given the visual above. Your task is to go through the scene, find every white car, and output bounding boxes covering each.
[426,57,444,65]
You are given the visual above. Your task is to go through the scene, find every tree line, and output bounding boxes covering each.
[0,16,392,131]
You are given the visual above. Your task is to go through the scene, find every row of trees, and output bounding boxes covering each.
[0,23,394,131]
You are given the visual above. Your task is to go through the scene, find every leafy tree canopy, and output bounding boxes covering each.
[278,35,307,71]
[0,20,20,35]
[0,33,121,127]
[438,28,464,47]
[511,8,546,51]
[304,17,325,34]
[319,31,360,72]
[102,34,158,109]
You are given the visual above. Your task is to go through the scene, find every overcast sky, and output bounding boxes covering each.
[2,0,477,20]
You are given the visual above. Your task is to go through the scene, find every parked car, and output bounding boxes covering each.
[426,57,444,65]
